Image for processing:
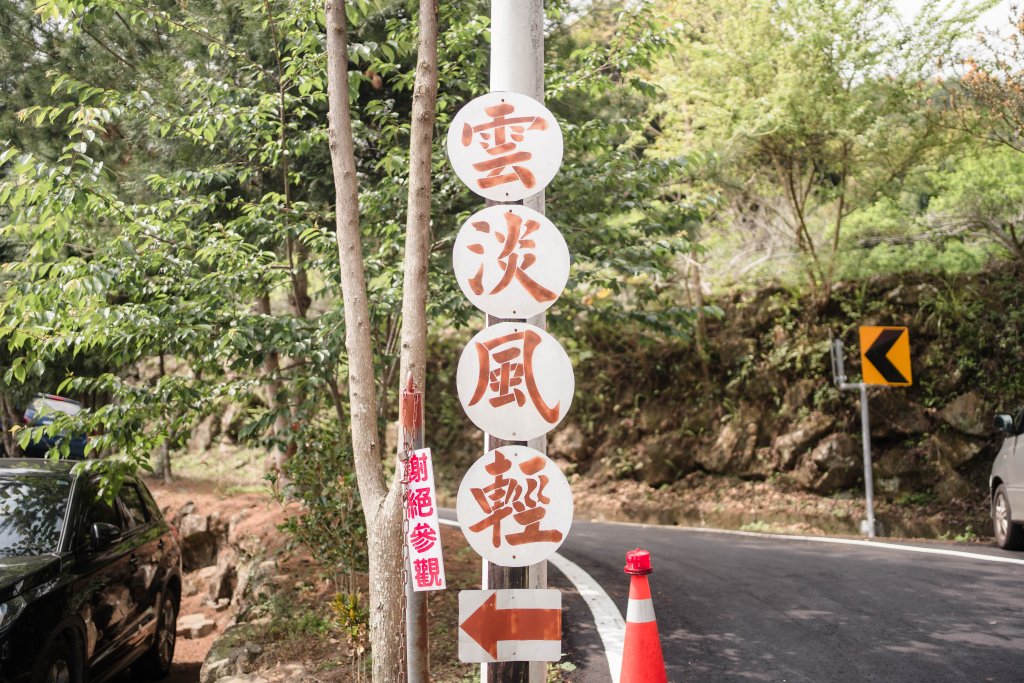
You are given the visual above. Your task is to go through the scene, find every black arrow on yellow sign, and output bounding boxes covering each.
[859,326,912,386]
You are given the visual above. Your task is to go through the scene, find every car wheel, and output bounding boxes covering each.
[135,593,178,679]
[993,484,1024,550]
[31,634,82,683]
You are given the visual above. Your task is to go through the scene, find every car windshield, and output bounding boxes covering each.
[0,476,71,557]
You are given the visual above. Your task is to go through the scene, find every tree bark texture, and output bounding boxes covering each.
[398,0,438,397]
[325,2,402,680]
[256,295,292,487]
[0,393,21,457]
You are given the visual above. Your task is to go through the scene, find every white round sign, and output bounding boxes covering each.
[456,446,573,567]
[456,322,574,441]
[446,91,563,202]
[453,205,570,319]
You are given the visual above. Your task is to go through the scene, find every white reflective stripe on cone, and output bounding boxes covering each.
[626,598,656,624]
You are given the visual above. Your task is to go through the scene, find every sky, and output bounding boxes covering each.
[894,0,1012,32]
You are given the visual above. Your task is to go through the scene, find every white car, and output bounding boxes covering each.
[991,408,1024,550]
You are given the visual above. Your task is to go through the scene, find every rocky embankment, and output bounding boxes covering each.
[151,483,319,683]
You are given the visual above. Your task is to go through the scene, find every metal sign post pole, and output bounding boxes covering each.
[858,383,877,539]
[832,335,877,539]
[486,2,546,682]
[401,377,428,682]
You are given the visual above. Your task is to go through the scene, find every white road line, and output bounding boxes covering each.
[439,517,624,683]
[548,552,624,683]
[583,519,1024,567]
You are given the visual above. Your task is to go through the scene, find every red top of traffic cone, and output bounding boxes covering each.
[624,548,653,575]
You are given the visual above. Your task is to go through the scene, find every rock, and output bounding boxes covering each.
[233,560,278,614]
[928,431,983,469]
[791,434,861,494]
[214,677,267,683]
[220,402,243,442]
[630,432,700,486]
[172,501,197,528]
[208,549,238,602]
[261,664,307,682]
[772,412,834,470]
[699,414,765,477]
[188,414,220,453]
[199,624,262,683]
[549,423,584,462]
[938,391,988,436]
[934,465,973,503]
[179,513,219,571]
[870,394,931,439]
[177,613,217,639]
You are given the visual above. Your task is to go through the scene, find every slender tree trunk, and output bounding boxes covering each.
[256,295,292,487]
[325,2,403,679]
[0,393,21,457]
[690,255,711,387]
[157,352,172,483]
[398,0,438,396]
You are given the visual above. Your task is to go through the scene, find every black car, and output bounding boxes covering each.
[0,459,181,683]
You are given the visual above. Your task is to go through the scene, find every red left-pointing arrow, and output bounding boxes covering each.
[460,593,562,659]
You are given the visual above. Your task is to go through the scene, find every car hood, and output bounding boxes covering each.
[0,555,60,602]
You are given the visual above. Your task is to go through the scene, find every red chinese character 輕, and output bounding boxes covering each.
[467,449,562,549]
[469,329,560,423]
[465,211,557,304]
[407,488,434,519]
[413,557,442,588]
[461,102,548,191]
[408,522,438,553]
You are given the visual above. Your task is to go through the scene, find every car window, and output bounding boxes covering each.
[78,483,123,548]
[118,483,150,529]
[0,476,72,557]
[1015,408,1024,435]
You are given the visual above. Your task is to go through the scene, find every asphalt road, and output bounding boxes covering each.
[549,520,1024,683]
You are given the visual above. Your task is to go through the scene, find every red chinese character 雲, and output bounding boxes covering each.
[461,102,549,191]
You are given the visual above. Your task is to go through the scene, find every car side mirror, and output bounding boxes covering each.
[995,414,1016,435]
[90,522,122,551]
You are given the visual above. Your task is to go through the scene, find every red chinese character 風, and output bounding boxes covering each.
[461,102,549,191]
[469,329,560,423]
[408,522,438,553]
[466,211,557,304]
[467,450,563,549]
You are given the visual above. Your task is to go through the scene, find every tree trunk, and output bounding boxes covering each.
[256,295,293,488]
[398,0,438,397]
[0,393,21,457]
[325,2,403,680]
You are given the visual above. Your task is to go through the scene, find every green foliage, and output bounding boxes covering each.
[273,423,368,574]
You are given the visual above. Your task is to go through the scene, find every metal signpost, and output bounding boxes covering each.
[446,3,569,680]
[831,327,913,538]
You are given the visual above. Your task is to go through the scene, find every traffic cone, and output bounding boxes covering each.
[620,548,667,683]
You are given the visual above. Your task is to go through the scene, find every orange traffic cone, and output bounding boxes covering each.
[620,548,667,683]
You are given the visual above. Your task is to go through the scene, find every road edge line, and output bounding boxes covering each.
[438,517,624,682]
[580,519,1024,566]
